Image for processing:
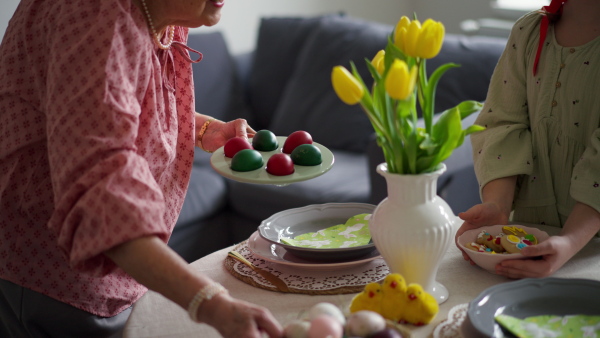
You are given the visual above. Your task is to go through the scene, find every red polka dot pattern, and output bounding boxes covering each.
[0,0,195,316]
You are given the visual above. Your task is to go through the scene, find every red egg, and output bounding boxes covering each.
[266,153,295,176]
[283,130,313,154]
[224,137,253,158]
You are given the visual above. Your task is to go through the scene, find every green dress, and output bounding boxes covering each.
[472,12,600,227]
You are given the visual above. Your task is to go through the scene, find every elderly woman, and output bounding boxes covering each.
[0,0,282,337]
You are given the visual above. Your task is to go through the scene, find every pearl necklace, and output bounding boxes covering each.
[139,0,175,50]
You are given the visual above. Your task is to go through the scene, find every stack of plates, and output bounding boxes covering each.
[248,203,382,270]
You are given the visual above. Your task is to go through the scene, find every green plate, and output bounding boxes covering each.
[210,136,334,185]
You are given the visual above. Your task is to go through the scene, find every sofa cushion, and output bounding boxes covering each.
[247,16,339,130]
[268,16,391,153]
[175,150,227,226]
[227,149,371,222]
[187,31,248,122]
[426,34,507,113]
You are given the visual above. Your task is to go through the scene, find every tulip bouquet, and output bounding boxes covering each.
[332,16,485,175]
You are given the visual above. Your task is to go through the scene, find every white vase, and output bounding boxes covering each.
[370,162,458,304]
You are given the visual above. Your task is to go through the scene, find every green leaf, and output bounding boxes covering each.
[456,100,484,119]
[365,58,382,82]
[423,63,460,132]
[432,106,463,164]
[416,155,437,173]
[464,124,486,135]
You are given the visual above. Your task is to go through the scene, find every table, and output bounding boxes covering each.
[123,225,600,337]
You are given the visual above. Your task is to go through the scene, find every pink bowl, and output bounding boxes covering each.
[457,224,550,274]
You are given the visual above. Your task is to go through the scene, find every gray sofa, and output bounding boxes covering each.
[167,15,508,262]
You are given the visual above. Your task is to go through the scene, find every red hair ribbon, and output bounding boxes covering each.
[533,0,568,75]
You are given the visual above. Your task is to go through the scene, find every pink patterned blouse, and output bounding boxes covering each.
[0,0,196,316]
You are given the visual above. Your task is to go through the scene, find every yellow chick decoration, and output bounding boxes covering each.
[379,273,408,322]
[401,283,439,326]
[349,273,439,326]
[349,282,383,314]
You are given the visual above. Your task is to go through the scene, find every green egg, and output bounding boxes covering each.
[252,130,279,151]
[230,149,264,172]
[291,144,322,166]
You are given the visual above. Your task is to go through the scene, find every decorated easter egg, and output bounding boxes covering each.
[283,319,311,338]
[346,311,387,337]
[291,144,322,166]
[266,153,295,176]
[308,315,343,338]
[283,130,313,154]
[230,149,264,172]
[224,137,252,158]
[252,130,279,151]
[307,302,345,325]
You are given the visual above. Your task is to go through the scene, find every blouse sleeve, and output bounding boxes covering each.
[471,13,540,198]
[571,128,600,213]
[44,4,170,275]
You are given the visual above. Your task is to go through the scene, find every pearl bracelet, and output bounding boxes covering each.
[188,283,228,323]
[197,118,216,153]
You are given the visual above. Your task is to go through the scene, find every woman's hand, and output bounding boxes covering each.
[197,293,283,338]
[455,202,509,264]
[196,116,256,152]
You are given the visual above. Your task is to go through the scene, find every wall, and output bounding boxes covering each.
[0,0,19,42]
[414,0,496,35]
[1,0,513,54]
[191,0,411,54]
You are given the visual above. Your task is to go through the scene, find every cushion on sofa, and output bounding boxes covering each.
[247,16,338,130]
[425,34,507,113]
[227,149,370,222]
[268,16,391,153]
[187,31,249,122]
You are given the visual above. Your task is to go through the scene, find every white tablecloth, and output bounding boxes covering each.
[123,225,600,338]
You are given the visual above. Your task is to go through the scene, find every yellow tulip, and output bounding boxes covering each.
[331,66,364,105]
[404,20,422,58]
[393,16,411,50]
[371,50,386,75]
[393,17,445,59]
[385,59,417,100]
[416,19,445,59]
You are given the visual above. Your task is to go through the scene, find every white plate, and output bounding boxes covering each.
[210,136,334,185]
[258,203,377,262]
[247,231,382,271]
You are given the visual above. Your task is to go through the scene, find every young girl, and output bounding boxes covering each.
[456,0,600,278]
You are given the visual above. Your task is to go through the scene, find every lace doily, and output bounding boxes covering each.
[224,240,389,294]
[433,303,469,338]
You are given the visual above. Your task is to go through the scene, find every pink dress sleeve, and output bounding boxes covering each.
[43,4,194,275]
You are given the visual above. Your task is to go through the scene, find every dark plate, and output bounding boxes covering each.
[463,277,600,338]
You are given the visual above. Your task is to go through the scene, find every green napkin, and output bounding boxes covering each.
[495,314,600,338]
[280,213,371,249]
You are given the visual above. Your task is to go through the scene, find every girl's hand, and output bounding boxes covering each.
[494,235,574,278]
[455,202,509,264]
[197,118,256,153]
[197,293,283,338]
[496,202,600,279]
